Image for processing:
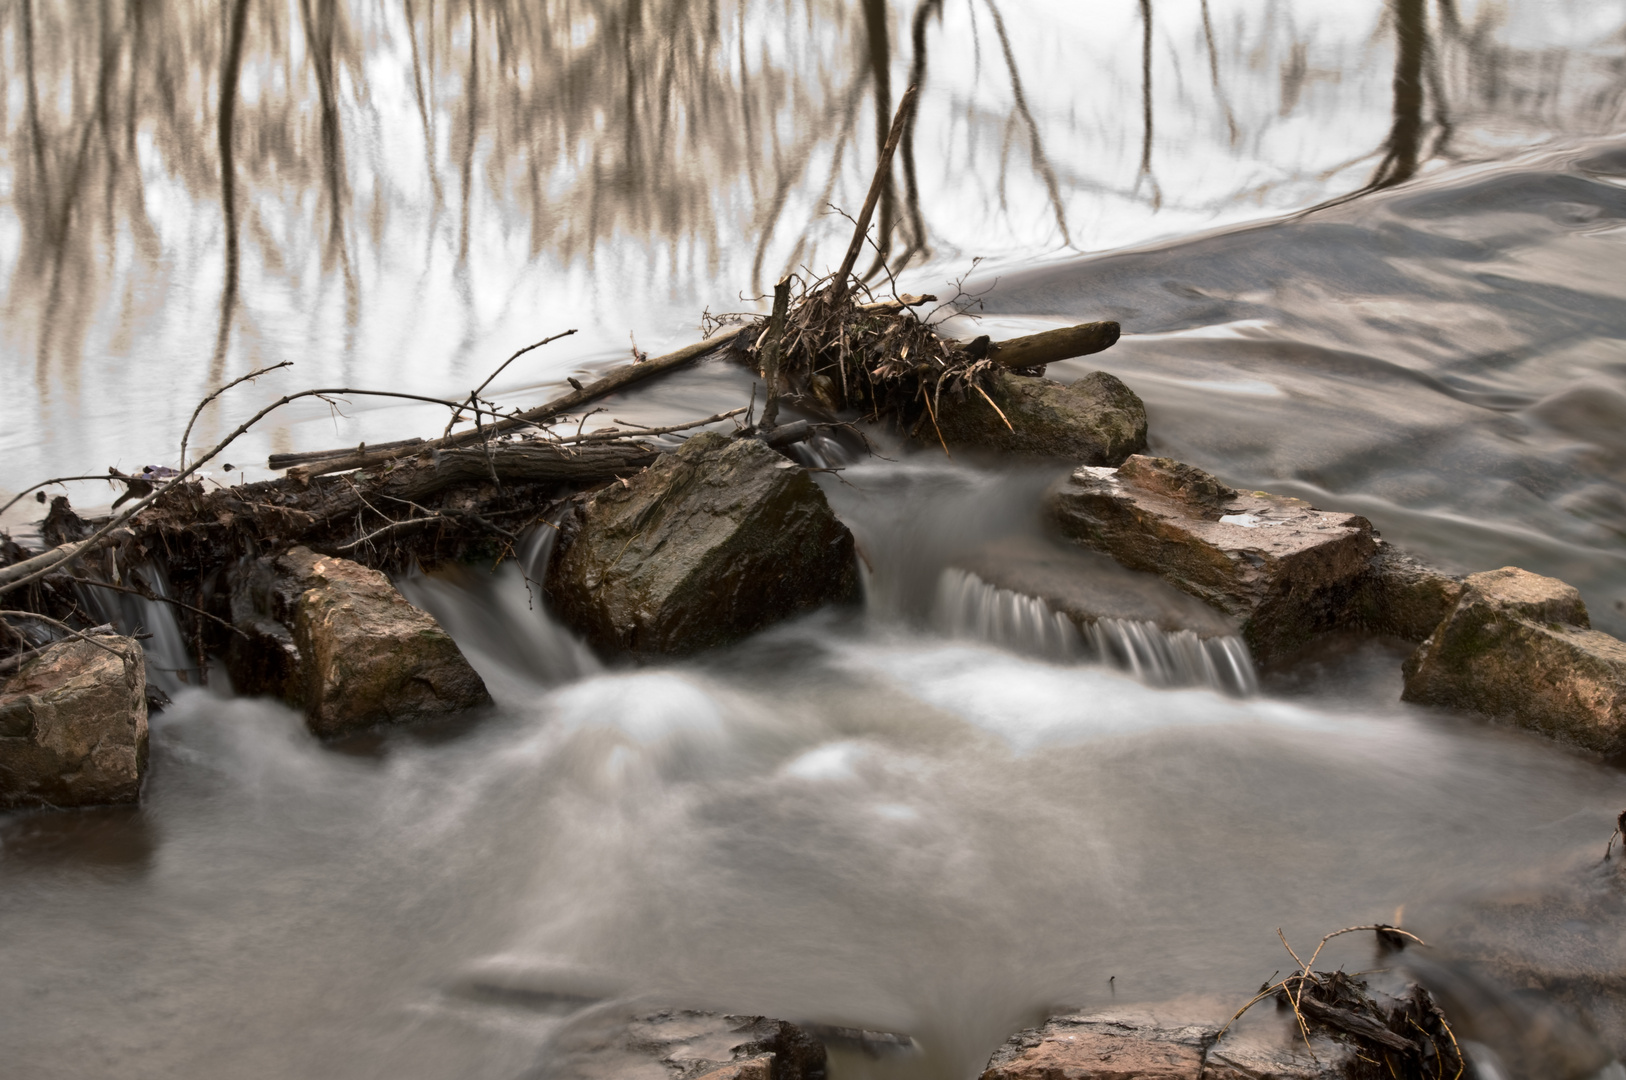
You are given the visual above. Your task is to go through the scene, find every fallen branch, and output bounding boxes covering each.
[983,321,1121,370]
[1216,925,1461,1080]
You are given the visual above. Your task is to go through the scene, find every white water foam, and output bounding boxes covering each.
[932,567,1257,695]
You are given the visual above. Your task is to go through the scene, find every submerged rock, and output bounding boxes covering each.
[1402,566,1626,754]
[981,1004,1353,1080]
[953,535,1243,639]
[226,546,489,738]
[1046,456,1377,663]
[547,432,858,657]
[941,536,1255,693]
[928,370,1148,462]
[1,635,148,808]
[539,1008,827,1080]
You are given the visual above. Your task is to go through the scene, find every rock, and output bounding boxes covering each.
[539,1008,827,1080]
[226,546,490,738]
[1046,456,1377,664]
[980,1004,1353,1080]
[1401,566,1626,754]
[1338,543,1463,643]
[929,370,1148,462]
[0,636,148,808]
[547,432,858,657]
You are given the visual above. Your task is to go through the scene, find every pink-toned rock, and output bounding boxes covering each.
[980,1005,1353,1080]
[0,636,148,808]
[227,546,489,738]
[1402,566,1626,754]
[980,1004,1355,1080]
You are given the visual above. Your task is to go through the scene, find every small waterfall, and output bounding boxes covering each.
[933,568,1257,695]
[934,567,1085,662]
[395,524,600,692]
[72,560,202,695]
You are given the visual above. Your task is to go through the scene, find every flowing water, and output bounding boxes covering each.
[5,2,1626,1078]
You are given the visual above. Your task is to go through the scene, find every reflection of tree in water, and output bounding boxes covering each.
[3,0,1625,383]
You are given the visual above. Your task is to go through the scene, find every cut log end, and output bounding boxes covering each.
[984,321,1121,370]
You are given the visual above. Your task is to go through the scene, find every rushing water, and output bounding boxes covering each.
[5,2,1626,1078]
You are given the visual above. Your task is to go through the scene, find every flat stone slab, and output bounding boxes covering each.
[539,1009,826,1080]
[1046,456,1378,663]
[981,1003,1352,1080]
[547,432,858,657]
[1,636,148,808]
[929,370,1148,462]
[1402,566,1626,754]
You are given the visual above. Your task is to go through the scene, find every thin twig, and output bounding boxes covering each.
[179,362,294,470]
[0,475,123,522]
[443,329,578,438]
[0,612,127,663]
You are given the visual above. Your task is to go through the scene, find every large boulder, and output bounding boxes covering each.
[980,1005,1353,1080]
[1401,567,1626,754]
[538,1009,827,1080]
[928,370,1148,462]
[547,432,858,657]
[1,636,148,808]
[1046,456,1378,664]
[226,547,490,738]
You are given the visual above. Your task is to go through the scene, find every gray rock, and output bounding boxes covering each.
[980,1003,1353,1080]
[928,370,1148,462]
[225,547,490,738]
[1,636,148,808]
[1046,456,1377,663]
[538,1008,826,1080]
[546,432,858,657]
[1401,566,1626,754]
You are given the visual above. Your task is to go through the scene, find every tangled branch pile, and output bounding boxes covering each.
[740,275,1000,439]
[1220,925,1464,1079]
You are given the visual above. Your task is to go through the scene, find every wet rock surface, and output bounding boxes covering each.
[538,1008,827,1080]
[980,1004,1352,1080]
[226,546,489,737]
[0,636,148,808]
[547,432,858,657]
[1046,456,1378,663]
[929,370,1148,462]
[1337,544,1463,643]
[1401,566,1626,754]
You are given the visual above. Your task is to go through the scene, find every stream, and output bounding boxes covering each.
[4,2,1626,1078]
